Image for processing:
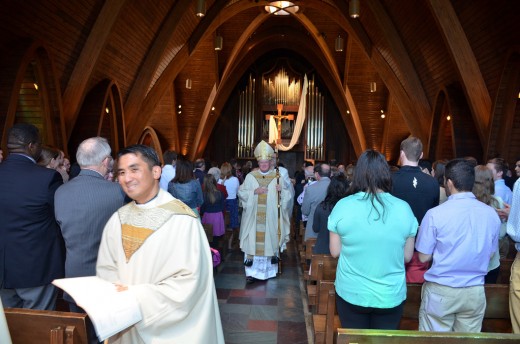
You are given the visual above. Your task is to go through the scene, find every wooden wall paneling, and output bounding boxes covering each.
[427,0,492,146]
[61,0,127,139]
[146,82,179,153]
[0,39,39,147]
[487,53,520,162]
[445,84,483,160]
[68,79,110,159]
[124,0,191,133]
[365,0,432,127]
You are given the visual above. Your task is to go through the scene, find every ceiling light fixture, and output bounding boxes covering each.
[335,35,344,52]
[214,35,223,51]
[195,0,205,17]
[265,1,299,16]
[186,79,192,89]
[349,0,360,18]
[370,82,377,93]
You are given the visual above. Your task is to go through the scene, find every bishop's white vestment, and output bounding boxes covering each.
[238,169,292,279]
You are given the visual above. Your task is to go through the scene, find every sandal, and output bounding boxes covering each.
[244,258,253,267]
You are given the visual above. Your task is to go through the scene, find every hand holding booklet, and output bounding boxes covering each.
[52,276,142,342]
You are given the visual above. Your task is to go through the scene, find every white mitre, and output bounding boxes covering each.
[254,140,274,161]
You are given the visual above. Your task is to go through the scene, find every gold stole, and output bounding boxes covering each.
[251,170,277,256]
[118,199,197,262]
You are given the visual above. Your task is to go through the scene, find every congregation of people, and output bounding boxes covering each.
[2,123,520,342]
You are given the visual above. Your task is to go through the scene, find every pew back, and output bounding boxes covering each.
[335,328,520,344]
[5,308,88,344]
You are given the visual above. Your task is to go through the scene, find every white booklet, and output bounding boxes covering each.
[52,276,142,341]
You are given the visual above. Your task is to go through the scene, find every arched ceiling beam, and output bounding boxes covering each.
[123,0,192,131]
[427,0,492,145]
[126,0,262,144]
[300,1,431,146]
[61,0,128,138]
[192,34,366,159]
[215,11,365,158]
[365,0,432,125]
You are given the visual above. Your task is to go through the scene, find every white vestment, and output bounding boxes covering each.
[96,189,224,344]
[238,169,292,279]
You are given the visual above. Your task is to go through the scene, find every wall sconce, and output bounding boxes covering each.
[214,35,223,51]
[33,83,39,90]
[370,82,377,93]
[349,0,360,18]
[335,35,344,52]
[446,115,451,121]
[186,79,192,89]
[195,0,205,17]
[105,107,110,114]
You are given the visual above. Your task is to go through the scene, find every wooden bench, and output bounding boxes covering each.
[313,280,340,344]
[307,254,337,307]
[5,308,89,344]
[497,259,513,284]
[300,238,317,273]
[401,284,512,333]
[335,328,520,343]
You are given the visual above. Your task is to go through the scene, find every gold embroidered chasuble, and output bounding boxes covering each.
[250,170,277,256]
[119,198,197,262]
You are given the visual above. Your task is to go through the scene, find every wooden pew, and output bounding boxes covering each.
[335,328,520,344]
[400,283,511,333]
[497,259,513,284]
[300,238,317,273]
[307,254,337,307]
[313,280,340,344]
[5,308,89,344]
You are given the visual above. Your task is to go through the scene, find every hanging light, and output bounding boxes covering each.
[33,83,39,90]
[370,82,377,93]
[265,1,299,15]
[214,35,223,51]
[349,0,360,18]
[447,115,451,121]
[105,107,110,114]
[335,35,344,52]
[380,109,385,119]
[186,79,192,89]
[195,0,205,17]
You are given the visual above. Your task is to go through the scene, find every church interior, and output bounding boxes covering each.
[1,1,520,343]
[0,0,519,174]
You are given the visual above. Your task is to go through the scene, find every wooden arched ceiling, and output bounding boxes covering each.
[1,0,519,163]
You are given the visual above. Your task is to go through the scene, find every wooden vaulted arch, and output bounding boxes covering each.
[0,40,66,154]
[191,33,365,160]
[68,80,126,159]
[138,126,163,163]
[487,49,520,162]
[430,84,483,161]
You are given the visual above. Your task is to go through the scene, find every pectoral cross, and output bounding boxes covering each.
[265,104,294,144]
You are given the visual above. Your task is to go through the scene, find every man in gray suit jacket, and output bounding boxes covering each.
[54,137,125,312]
[302,163,331,241]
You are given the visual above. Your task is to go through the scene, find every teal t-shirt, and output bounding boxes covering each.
[328,191,418,308]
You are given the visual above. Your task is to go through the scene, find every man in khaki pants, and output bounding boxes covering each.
[499,159,520,333]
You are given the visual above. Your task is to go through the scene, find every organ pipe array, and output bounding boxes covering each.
[237,75,256,158]
[262,67,301,106]
[305,75,325,161]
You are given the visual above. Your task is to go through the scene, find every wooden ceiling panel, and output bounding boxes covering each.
[452,0,520,101]
[0,0,101,91]
[379,0,456,104]
[175,33,217,156]
[92,0,174,103]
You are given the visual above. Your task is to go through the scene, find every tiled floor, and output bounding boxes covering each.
[215,241,311,344]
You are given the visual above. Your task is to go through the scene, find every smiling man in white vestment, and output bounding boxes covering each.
[96,144,224,344]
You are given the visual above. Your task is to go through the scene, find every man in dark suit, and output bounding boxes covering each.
[0,123,64,310]
[54,137,125,313]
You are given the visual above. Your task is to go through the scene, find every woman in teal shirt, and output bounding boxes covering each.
[328,149,417,329]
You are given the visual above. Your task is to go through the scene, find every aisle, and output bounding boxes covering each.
[214,240,310,344]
